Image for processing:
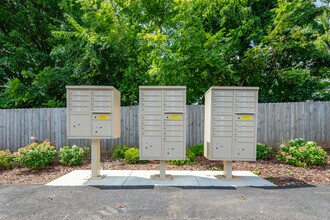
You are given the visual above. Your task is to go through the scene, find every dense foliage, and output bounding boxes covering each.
[123,148,148,164]
[112,145,130,159]
[59,145,88,166]
[15,140,57,169]
[1,0,329,107]
[189,144,204,157]
[256,143,273,160]
[0,150,15,169]
[277,138,328,167]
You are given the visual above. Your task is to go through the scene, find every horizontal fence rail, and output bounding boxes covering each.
[0,102,329,152]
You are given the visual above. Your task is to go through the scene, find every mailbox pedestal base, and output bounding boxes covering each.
[151,160,172,180]
[90,139,105,180]
[223,160,233,179]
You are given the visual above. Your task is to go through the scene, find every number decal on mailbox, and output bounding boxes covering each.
[170,115,181,120]
[241,115,252,121]
[98,115,109,120]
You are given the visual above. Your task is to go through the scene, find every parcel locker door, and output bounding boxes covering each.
[233,143,254,160]
[141,136,162,158]
[212,137,232,159]
[92,121,112,136]
[164,142,185,160]
[69,114,91,137]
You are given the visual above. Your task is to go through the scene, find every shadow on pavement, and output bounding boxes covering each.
[251,184,316,190]
[91,185,237,190]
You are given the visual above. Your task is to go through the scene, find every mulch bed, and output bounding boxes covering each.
[1,154,329,186]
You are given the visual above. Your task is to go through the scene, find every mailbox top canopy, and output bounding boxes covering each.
[139,86,186,90]
[205,86,259,94]
[66,85,117,90]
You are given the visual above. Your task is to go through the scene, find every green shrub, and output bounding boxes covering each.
[256,143,273,160]
[59,145,87,166]
[0,150,15,170]
[167,149,195,165]
[124,148,148,164]
[113,145,130,159]
[189,144,204,156]
[276,138,328,167]
[15,140,57,169]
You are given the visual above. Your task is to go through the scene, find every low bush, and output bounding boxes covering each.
[113,145,130,159]
[0,150,15,170]
[167,149,195,165]
[59,145,87,166]
[124,148,148,164]
[276,138,328,167]
[15,140,57,169]
[256,143,273,160]
[189,144,204,156]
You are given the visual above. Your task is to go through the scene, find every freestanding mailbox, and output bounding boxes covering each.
[66,86,120,179]
[139,86,186,179]
[204,86,259,178]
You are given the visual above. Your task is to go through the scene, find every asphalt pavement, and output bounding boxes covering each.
[0,185,329,220]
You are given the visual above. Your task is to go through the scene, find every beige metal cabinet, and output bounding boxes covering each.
[204,86,259,161]
[139,86,186,160]
[66,86,120,139]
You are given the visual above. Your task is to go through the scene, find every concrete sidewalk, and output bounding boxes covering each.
[47,170,276,187]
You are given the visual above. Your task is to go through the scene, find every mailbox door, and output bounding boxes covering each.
[233,143,254,159]
[212,137,232,159]
[92,121,112,136]
[141,136,162,158]
[164,142,184,160]
[69,114,91,137]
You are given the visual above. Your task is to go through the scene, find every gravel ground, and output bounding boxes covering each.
[0,155,329,186]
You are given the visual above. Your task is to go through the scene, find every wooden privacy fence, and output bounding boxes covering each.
[0,102,329,152]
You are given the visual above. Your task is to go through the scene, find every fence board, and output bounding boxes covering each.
[1,102,330,152]
[319,102,325,145]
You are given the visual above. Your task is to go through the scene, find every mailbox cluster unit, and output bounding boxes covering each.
[66,86,120,139]
[139,86,186,160]
[204,87,259,161]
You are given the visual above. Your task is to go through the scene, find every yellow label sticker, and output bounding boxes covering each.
[98,115,109,120]
[170,115,181,120]
[241,115,252,121]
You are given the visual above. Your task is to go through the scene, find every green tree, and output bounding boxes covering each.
[241,0,330,102]
[0,0,66,108]
[1,0,329,107]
